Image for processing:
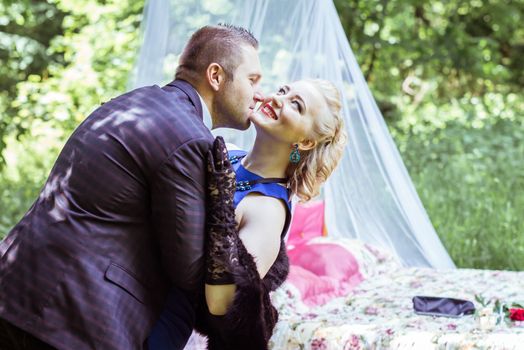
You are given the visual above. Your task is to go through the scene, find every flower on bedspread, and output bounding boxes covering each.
[311,337,327,350]
[510,308,524,321]
[343,334,361,350]
[364,306,378,315]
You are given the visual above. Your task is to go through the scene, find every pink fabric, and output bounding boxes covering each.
[285,200,364,306]
[286,242,364,306]
[287,201,325,248]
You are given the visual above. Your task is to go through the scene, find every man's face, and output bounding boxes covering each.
[213,45,262,130]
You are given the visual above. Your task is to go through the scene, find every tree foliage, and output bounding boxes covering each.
[335,0,523,118]
[0,0,144,231]
[0,0,65,162]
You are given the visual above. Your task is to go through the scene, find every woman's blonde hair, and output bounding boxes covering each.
[286,79,347,202]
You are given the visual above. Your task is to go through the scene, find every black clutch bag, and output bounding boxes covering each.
[412,296,476,318]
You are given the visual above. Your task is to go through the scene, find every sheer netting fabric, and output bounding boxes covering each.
[129,0,455,269]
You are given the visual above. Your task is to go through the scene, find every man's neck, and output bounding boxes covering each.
[194,88,213,129]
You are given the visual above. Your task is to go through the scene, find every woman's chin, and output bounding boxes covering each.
[248,114,269,134]
[250,110,275,126]
[248,111,264,127]
[250,119,265,134]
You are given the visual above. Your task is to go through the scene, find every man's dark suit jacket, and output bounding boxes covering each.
[0,80,214,349]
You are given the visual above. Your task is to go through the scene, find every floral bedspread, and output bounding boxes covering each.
[270,260,524,349]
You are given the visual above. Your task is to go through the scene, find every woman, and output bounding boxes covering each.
[149,79,347,349]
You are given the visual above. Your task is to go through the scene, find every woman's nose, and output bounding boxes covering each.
[269,94,283,108]
[258,94,282,108]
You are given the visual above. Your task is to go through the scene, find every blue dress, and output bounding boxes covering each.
[148,150,291,349]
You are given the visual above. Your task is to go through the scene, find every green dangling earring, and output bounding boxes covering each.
[290,144,301,164]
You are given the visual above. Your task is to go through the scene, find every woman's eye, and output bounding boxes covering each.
[277,87,286,95]
[292,100,302,113]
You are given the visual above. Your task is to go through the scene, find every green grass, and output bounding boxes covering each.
[400,119,524,270]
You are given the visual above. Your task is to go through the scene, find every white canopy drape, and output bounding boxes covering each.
[130,0,455,269]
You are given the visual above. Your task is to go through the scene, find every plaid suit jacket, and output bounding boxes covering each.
[0,80,214,349]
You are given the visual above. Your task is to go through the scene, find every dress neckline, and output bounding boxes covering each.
[238,161,262,179]
[233,154,286,183]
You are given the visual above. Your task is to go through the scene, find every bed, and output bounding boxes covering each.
[269,237,524,350]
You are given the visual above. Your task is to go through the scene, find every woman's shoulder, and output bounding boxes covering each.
[242,192,287,211]
[237,194,287,232]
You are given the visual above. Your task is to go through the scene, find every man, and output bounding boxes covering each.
[0,24,263,349]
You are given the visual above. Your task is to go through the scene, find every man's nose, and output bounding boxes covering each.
[253,91,265,103]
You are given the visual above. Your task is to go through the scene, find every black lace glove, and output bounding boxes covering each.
[204,136,239,285]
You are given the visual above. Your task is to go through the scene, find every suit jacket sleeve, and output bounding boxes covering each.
[151,137,211,292]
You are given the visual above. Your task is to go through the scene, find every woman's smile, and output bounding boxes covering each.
[261,103,278,120]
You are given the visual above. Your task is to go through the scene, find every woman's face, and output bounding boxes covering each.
[249,80,328,146]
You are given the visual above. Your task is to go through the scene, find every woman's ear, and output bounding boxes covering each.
[206,63,225,91]
[298,139,317,151]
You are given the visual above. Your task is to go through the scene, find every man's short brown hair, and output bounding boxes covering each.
[175,24,258,83]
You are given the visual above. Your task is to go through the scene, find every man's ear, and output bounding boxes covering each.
[298,139,317,151]
[206,63,225,91]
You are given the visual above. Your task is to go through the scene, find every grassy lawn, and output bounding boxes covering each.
[399,118,524,270]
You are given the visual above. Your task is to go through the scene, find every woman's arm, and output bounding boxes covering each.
[205,194,286,315]
[195,137,288,349]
